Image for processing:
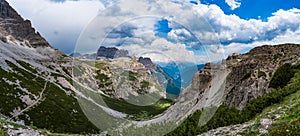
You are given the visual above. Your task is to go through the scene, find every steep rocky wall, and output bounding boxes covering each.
[224,44,300,109]
[0,0,50,47]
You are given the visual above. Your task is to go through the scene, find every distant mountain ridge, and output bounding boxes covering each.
[160,62,205,95]
[97,46,129,59]
[1,0,300,135]
[71,46,200,97]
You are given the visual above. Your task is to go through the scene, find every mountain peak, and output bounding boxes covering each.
[0,0,50,47]
[97,46,129,59]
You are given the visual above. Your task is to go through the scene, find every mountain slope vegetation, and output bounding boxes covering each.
[168,62,300,135]
[0,0,300,135]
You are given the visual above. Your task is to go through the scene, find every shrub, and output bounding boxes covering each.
[258,70,266,78]
[241,71,252,81]
[269,63,296,89]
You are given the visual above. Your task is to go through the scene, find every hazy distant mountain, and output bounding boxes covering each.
[159,62,205,95]
[97,46,129,59]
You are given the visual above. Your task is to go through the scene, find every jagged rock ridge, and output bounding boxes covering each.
[0,0,49,47]
[138,57,157,71]
[97,46,129,59]
[134,44,300,128]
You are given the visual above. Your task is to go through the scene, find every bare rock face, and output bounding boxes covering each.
[157,44,299,130]
[224,44,300,109]
[97,46,129,59]
[0,0,50,47]
[138,57,157,71]
[146,63,229,124]
[177,44,300,113]
[128,44,299,127]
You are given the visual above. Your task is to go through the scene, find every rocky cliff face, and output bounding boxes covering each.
[176,44,300,111]
[97,46,129,59]
[0,0,50,47]
[138,57,157,71]
[224,44,300,109]
[141,44,300,127]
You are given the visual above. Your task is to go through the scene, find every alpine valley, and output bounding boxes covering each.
[0,0,300,136]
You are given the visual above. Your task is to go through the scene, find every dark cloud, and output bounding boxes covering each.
[106,24,137,39]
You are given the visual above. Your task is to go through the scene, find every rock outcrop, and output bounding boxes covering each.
[97,46,129,59]
[137,57,157,71]
[141,44,300,131]
[224,44,300,109]
[0,0,50,47]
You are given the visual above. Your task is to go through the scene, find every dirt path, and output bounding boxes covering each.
[10,81,48,120]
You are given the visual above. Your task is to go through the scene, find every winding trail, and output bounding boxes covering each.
[9,81,48,120]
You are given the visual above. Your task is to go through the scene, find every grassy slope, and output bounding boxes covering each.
[0,117,49,136]
[0,60,99,134]
[238,66,300,135]
[0,116,88,136]
[102,94,171,120]
[0,59,173,134]
[0,61,46,116]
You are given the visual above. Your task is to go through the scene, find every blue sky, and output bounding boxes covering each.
[6,0,300,64]
[202,0,300,20]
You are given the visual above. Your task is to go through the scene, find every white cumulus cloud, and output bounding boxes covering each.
[194,5,300,45]
[120,38,196,63]
[7,0,300,64]
[225,0,241,10]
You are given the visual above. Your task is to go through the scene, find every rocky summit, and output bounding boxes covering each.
[0,0,49,47]
[97,46,129,59]
[138,57,157,71]
[0,1,100,134]
[224,44,300,109]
